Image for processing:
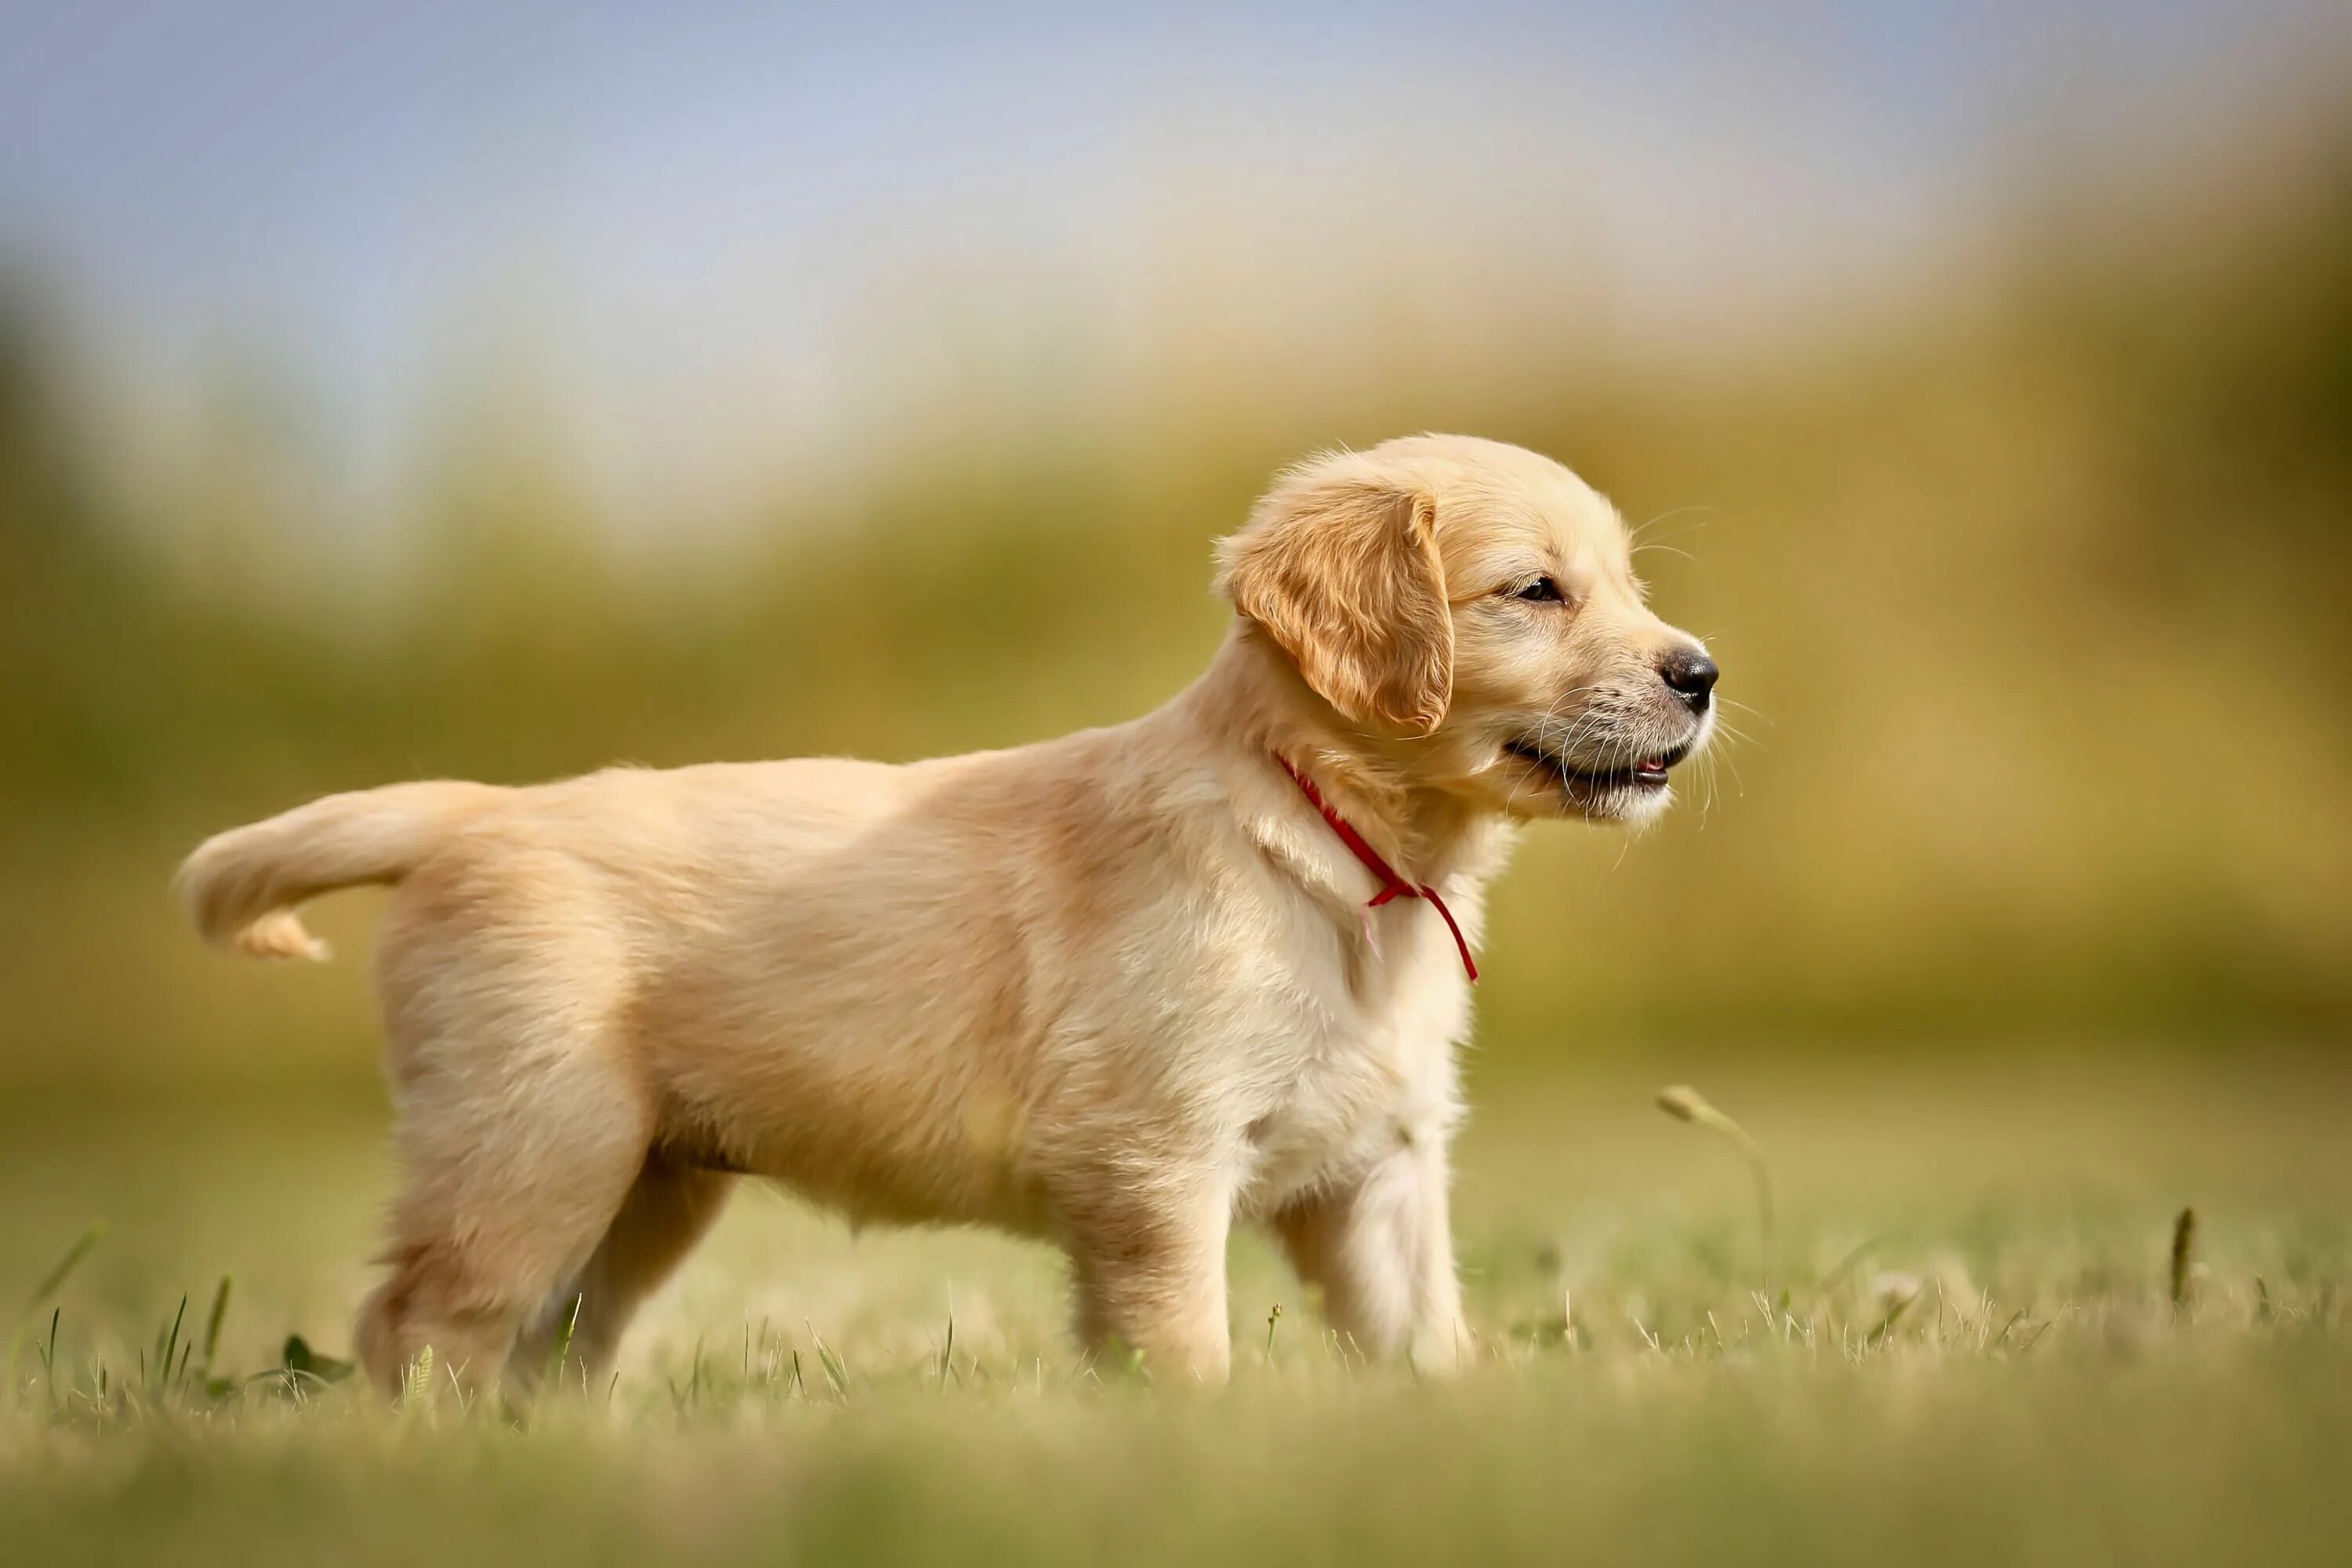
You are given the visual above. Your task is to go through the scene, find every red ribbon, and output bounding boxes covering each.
[1275,756,1479,982]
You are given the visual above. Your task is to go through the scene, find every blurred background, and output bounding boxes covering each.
[4,0,2350,1112]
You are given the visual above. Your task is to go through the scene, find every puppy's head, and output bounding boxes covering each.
[1218,434,1716,826]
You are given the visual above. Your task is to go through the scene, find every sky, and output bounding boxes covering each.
[3,1,2344,530]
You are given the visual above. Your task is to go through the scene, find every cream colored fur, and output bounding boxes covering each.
[176,434,1715,1392]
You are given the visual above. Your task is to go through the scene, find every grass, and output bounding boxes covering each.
[2,1051,2347,1566]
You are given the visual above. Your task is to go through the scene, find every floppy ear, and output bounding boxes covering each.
[1218,470,1453,734]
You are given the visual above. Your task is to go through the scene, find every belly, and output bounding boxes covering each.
[659,1062,1054,1236]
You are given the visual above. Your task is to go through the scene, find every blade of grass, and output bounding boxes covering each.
[544,1294,583,1390]
[200,1276,233,1377]
[35,1308,62,1413]
[808,1327,848,1400]
[2170,1207,2198,1316]
[401,1346,436,1413]
[156,1294,188,1395]
[1864,1289,1917,1349]
[6,1222,105,1387]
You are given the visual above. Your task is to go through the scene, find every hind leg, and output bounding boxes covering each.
[354,1055,652,1399]
[514,1156,735,1388]
[353,848,670,1398]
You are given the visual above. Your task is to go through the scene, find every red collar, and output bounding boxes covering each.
[1274,755,1479,982]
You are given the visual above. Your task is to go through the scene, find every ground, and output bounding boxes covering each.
[2,1051,2346,1566]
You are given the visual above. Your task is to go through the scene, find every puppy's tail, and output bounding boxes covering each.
[176,781,509,960]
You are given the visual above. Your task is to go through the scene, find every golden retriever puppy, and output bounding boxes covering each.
[178,434,1719,1391]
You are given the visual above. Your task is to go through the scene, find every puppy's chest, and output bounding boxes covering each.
[1230,1003,1460,1215]
[1188,846,1486,1212]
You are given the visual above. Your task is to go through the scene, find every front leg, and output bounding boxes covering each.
[1272,1131,1472,1371]
[1056,1163,1234,1383]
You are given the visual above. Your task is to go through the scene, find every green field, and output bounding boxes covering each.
[5,1051,2345,1566]
[6,14,2351,1564]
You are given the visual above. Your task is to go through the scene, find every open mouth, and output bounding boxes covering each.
[1505,737,1691,793]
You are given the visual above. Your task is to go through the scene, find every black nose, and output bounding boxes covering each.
[1659,647,1719,711]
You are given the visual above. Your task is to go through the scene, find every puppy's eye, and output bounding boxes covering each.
[1508,576,1564,603]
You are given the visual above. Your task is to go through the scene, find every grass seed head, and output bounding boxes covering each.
[1656,1084,1709,1123]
